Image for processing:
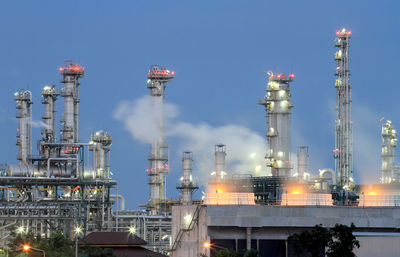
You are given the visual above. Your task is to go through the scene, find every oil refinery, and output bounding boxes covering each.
[1,28,400,257]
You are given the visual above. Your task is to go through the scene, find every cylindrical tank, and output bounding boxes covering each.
[6,164,73,177]
[215,144,226,180]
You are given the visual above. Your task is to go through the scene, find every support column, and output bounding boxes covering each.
[246,227,252,250]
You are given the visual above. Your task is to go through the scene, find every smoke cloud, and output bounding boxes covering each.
[114,95,178,144]
[114,95,268,185]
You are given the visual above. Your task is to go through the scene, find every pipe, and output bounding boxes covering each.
[110,194,125,211]
[319,168,336,185]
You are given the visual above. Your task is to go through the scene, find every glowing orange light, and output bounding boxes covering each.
[23,245,31,251]
[73,185,81,192]
[292,190,300,194]
[347,31,352,35]
[203,242,211,248]
[368,192,376,195]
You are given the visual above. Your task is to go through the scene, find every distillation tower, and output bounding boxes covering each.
[14,90,33,165]
[0,62,117,245]
[381,120,398,184]
[259,73,294,177]
[334,28,353,189]
[146,65,175,212]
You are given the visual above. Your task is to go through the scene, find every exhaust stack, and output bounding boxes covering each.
[215,144,226,180]
[177,151,198,205]
[297,146,309,180]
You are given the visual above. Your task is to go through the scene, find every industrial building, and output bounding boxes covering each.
[1,27,400,257]
[0,62,117,248]
[170,28,400,257]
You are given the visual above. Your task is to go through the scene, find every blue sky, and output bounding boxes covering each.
[0,1,399,208]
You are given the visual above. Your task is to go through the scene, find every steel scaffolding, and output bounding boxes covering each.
[333,28,353,189]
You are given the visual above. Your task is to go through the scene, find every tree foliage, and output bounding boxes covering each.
[289,223,360,257]
[327,223,360,257]
[289,224,331,257]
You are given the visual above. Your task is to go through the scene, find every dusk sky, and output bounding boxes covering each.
[0,1,399,208]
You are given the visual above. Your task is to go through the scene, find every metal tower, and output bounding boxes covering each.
[14,90,33,164]
[333,28,353,189]
[381,120,397,184]
[176,151,198,205]
[146,65,175,211]
[259,73,294,177]
[60,61,85,144]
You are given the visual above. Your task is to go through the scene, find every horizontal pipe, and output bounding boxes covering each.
[110,194,125,211]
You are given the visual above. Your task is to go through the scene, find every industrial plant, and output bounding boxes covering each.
[1,28,400,257]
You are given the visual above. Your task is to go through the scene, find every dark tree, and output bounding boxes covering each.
[326,223,360,257]
[288,225,331,257]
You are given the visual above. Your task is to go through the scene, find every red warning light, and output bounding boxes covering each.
[289,74,295,78]
[60,62,85,75]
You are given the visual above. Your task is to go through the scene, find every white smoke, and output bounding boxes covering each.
[114,95,269,185]
[352,103,382,184]
[30,119,51,129]
[113,95,178,144]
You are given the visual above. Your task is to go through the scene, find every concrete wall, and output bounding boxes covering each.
[355,235,400,257]
[171,205,400,257]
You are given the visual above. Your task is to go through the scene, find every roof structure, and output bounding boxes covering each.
[79,232,167,257]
